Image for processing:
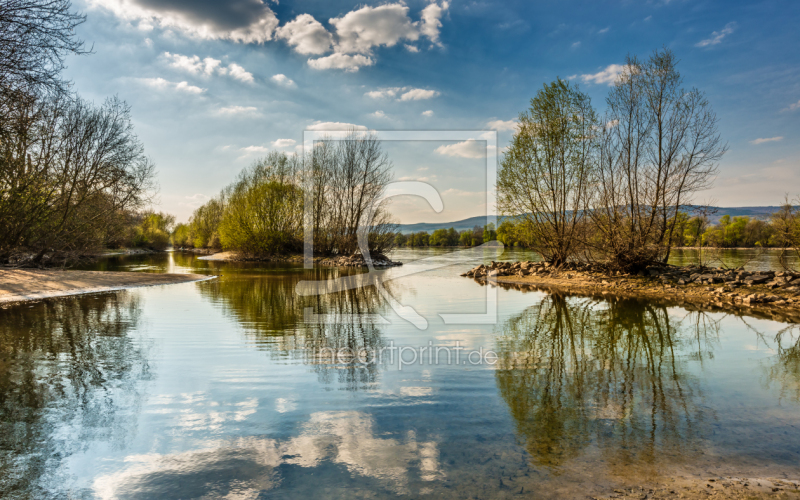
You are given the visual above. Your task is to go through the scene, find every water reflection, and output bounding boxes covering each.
[496,294,715,473]
[92,410,442,499]
[0,293,147,498]
[197,270,392,391]
[757,324,800,402]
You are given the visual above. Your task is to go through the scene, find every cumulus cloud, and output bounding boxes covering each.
[366,87,439,101]
[751,136,783,145]
[422,110,434,117]
[420,1,449,46]
[370,110,387,119]
[307,53,374,72]
[435,139,488,159]
[271,74,296,88]
[272,138,296,147]
[216,105,259,115]
[94,1,449,71]
[163,52,221,75]
[400,88,439,101]
[330,3,419,54]
[486,119,517,131]
[227,63,254,83]
[87,0,279,43]
[275,14,332,55]
[163,52,254,83]
[289,1,448,71]
[307,121,368,131]
[140,77,205,94]
[580,64,625,85]
[696,22,737,47]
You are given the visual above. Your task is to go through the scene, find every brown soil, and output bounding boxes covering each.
[593,476,800,499]
[0,269,211,305]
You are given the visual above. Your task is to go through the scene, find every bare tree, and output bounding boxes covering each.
[497,78,596,265]
[589,48,727,270]
[0,0,87,97]
[308,130,395,256]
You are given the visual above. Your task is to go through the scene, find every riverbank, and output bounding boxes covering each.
[464,261,800,322]
[0,269,212,305]
[596,476,800,499]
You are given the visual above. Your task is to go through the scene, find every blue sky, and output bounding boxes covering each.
[63,0,800,223]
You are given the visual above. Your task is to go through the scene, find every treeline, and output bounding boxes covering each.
[1,0,161,264]
[393,224,498,247]
[671,203,800,249]
[398,205,800,253]
[173,135,396,257]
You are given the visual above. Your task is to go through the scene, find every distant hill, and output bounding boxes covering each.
[396,206,782,234]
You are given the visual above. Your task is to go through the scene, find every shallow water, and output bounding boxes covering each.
[1,249,799,499]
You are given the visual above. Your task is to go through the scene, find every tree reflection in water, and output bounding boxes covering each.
[755,323,800,402]
[197,269,390,391]
[0,293,147,498]
[495,294,718,474]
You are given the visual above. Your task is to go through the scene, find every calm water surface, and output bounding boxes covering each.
[1,249,799,499]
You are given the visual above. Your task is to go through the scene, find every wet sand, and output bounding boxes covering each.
[0,269,212,304]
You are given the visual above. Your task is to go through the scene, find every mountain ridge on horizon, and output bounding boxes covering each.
[396,206,783,234]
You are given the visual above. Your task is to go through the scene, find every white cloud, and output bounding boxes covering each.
[598,26,610,34]
[217,106,259,116]
[271,74,296,88]
[330,3,419,54]
[400,88,439,101]
[272,139,296,148]
[370,110,388,119]
[366,87,439,101]
[87,0,279,44]
[580,64,625,85]
[140,77,205,94]
[365,88,399,99]
[227,63,254,83]
[307,121,368,131]
[163,52,253,83]
[751,136,783,145]
[308,53,374,72]
[696,22,737,47]
[163,52,221,75]
[420,1,449,46]
[239,146,270,160]
[486,119,517,131]
[435,139,488,159]
[405,44,420,53]
[784,100,800,112]
[422,110,434,117]
[571,41,581,49]
[276,14,333,55]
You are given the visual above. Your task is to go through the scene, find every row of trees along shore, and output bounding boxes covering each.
[172,135,397,258]
[1,0,169,264]
[394,205,800,251]
[496,48,800,271]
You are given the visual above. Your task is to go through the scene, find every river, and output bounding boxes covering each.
[1,248,799,498]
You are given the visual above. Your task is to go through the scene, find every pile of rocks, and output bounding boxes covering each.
[643,267,800,290]
[462,260,594,278]
[463,260,800,291]
[319,253,402,268]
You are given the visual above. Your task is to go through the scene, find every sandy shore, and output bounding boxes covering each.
[0,269,212,304]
